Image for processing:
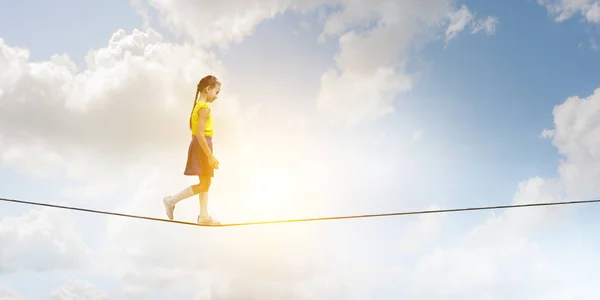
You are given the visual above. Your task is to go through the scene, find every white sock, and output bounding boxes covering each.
[199,192,208,217]
[170,187,195,205]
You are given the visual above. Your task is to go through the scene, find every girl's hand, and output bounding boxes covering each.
[208,154,220,169]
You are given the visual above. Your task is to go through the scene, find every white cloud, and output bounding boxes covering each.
[0,29,238,202]
[445,4,474,44]
[445,5,498,46]
[0,27,214,150]
[546,87,600,198]
[540,128,556,139]
[410,86,600,299]
[406,86,600,299]
[98,182,335,297]
[395,204,445,254]
[138,0,496,123]
[316,66,412,123]
[588,2,600,21]
[406,83,600,298]
[49,279,109,300]
[316,0,497,122]
[538,0,600,23]
[137,0,327,48]
[472,16,498,35]
[316,0,449,122]
[0,208,90,273]
[409,177,567,298]
[0,285,26,300]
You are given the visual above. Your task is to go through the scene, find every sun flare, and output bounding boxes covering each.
[242,167,295,220]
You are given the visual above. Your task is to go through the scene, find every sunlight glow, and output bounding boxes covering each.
[242,166,295,221]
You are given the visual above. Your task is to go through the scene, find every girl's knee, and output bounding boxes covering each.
[191,177,211,194]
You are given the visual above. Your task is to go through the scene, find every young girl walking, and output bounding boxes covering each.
[163,75,221,225]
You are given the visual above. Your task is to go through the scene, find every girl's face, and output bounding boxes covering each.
[206,84,221,103]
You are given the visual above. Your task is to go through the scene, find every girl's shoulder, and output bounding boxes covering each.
[195,101,211,111]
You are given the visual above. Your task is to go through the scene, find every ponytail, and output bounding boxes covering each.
[189,87,200,130]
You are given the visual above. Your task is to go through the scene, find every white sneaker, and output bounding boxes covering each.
[163,196,174,220]
[197,215,220,226]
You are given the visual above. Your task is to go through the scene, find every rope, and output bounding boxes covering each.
[1,197,599,228]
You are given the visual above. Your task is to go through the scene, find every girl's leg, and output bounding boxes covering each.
[167,186,195,205]
[199,192,208,217]
[162,178,206,220]
[197,176,211,217]
[163,186,193,220]
[197,176,219,225]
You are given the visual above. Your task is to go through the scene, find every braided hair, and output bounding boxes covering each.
[189,75,219,130]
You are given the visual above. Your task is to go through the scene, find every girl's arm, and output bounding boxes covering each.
[195,108,214,158]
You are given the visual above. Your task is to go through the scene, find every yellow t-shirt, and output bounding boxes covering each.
[190,101,213,137]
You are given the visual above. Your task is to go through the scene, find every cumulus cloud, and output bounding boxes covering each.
[316,0,497,122]
[100,219,430,299]
[316,0,448,122]
[408,177,567,299]
[538,0,600,23]
[316,66,412,123]
[403,87,600,299]
[0,29,224,159]
[0,208,90,273]
[49,279,109,300]
[98,178,334,297]
[137,0,496,123]
[137,0,324,48]
[394,205,445,255]
[405,86,600,299]
[546,87,600,198]
[385,84,600,298]
[0,285,26,300]
[0,29,239,202]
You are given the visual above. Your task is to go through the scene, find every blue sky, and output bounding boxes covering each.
[2,0,600,298]
[0,0,142,65]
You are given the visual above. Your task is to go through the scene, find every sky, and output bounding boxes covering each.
[1,0,600,299]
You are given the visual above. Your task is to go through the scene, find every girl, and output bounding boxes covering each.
[163,75,221,225]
